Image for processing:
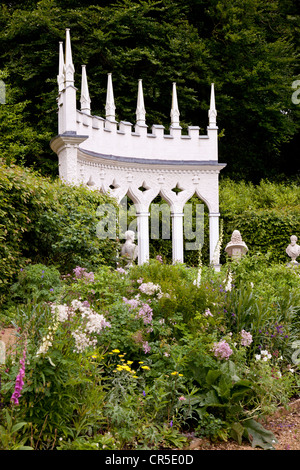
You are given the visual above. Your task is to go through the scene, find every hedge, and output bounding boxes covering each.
[0,162,119,304]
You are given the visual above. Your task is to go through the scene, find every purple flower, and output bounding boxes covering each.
[11,344,27,405]
[143,390,146,397]
[170,420,173,427]
[211,340,233,360]
[142,341,151,354]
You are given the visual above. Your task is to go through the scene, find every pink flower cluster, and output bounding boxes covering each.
[136,303,153,325]
[123,297,140,310]
[212,340,233,360]
[73,266,94,283]
[142,341,151,354]
[123,296,154,353]
[11,343,27,405]
[123,297,153,325]
[240,329,253,347]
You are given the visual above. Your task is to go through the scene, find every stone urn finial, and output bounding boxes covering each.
[225,230,248,261]
[286,235,300,265]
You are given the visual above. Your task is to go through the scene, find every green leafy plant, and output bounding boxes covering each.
[0,408,32,450]
[10,263,61,304]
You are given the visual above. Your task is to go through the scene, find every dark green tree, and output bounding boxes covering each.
[0,0,299,180]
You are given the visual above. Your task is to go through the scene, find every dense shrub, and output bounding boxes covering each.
[220,179,300,264]
[0,162,119,305]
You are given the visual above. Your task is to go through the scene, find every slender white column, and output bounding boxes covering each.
[208,83,217,127]
[80,65,91,115]
[57,41,64,93]
[61,28,77,133]
[106,73,116,121]
[136,79,146,126]
[170,82,180,127]
[171,211,184,263]
[136,211,150,264]
[209,212,221,267]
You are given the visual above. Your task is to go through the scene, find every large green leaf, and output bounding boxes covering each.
[243,419,278,450]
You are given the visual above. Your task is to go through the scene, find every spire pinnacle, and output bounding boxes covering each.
[170,82,180,127]
[57,41,65,92]
[105,73,116,121]
[64,28,75,86]
[80,65,91,114]
[136,79,146,126]
[208,83,217,127]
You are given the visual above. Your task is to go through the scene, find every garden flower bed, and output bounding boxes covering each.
[0,256,299,450]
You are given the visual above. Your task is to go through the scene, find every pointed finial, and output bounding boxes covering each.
[136,79,146,126]
[208,83,217,126]
[105,73,116,121]
[64,28,75,86]
[170,82,180,127]
[80,65,91,114]
[57,41,65,92]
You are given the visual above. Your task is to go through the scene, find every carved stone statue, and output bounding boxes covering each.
[286,235,300,264]
[225,230,248,260]
[121,230,138,267]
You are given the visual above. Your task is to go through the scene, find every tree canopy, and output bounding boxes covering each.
[0,0,299,181]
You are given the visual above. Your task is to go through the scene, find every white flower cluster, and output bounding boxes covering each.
[255,349,272,361]
[36,300,111,356]
[71,331,97,353]
[139,282,162,296]
[138,282,170,299]
[69,300,111,353]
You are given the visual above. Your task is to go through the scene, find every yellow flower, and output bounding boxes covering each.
[133,376,138,378]
[127,361,133,365]
[141,366,150,370]
[171,371,178,375]
[178,374,183,377]
[118,354,125,357]
[112,349,120,353]
[138,361,144,364]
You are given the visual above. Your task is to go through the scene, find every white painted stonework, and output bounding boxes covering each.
[50,29,226,266]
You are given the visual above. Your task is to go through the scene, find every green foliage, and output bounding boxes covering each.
[219,179,300,264]
[242,419,278,450]
[0,0,299,180]
[0,241,299,450]
[0,162,118,306]
[10,263,61,304]
[0,408,33,450]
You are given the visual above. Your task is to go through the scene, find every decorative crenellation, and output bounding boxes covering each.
[56,28,219,163]
[51,28,226,267]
